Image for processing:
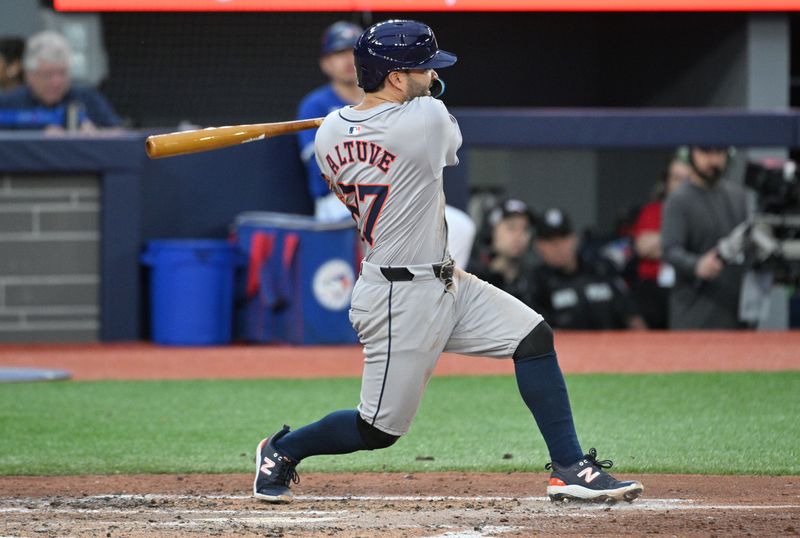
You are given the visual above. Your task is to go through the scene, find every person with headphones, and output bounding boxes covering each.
[661,146,749,329]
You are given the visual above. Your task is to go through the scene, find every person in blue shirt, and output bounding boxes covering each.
[0,31,121,131]
[296,21,364,221]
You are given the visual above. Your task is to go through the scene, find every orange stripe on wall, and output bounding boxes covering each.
[54,0,800,12]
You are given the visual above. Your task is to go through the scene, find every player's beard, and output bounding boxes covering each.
[404,77,431,101]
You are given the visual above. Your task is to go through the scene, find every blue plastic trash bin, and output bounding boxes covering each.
[142,239,238,345]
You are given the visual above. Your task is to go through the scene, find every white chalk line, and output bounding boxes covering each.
[0,507,347,516]
[420,528,524,538]
[160,516,344,525]
[1,494,798,513]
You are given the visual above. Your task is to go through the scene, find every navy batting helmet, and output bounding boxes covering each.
[354,20,457,91]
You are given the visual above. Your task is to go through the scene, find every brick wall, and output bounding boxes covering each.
[0,174,100,342]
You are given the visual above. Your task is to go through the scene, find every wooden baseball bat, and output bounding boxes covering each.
[145,117,325,159]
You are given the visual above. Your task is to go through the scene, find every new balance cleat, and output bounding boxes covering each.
[546,448,643,503]
[253,425,299,503]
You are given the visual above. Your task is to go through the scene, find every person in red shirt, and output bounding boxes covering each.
[631,153,692,328]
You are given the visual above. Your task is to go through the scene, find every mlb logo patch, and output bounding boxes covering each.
[347,126,361,136]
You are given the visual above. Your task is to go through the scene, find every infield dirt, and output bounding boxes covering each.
[2,473,799,536]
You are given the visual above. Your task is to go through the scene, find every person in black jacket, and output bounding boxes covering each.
[531,208,647,330]
[468,198,537,305]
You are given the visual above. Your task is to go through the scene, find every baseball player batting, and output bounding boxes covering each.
[253,19,643,504]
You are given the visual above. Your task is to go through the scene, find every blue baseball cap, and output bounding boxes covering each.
[321,21,363,56]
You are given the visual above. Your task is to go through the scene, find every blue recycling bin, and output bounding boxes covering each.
[142,239,238,345]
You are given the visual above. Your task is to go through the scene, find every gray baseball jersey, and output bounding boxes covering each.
[315,96,542,436]
[315,97,457,265]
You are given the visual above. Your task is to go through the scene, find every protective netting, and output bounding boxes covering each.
[100,12,363,127]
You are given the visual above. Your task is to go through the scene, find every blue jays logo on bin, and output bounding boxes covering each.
[313,259,355,310]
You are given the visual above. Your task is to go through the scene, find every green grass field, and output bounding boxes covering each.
[1,372,798,476]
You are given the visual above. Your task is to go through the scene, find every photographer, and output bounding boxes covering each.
[661,147,749,329]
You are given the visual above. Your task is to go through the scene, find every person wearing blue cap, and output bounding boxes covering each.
[296,21,364,222]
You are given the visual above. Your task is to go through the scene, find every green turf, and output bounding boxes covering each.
[0,372,798,476]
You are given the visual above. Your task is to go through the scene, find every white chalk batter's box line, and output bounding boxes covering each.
[1,494,798,512]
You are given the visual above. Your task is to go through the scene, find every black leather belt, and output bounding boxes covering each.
[379,261,454,282]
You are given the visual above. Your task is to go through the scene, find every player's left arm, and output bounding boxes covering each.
[422,98,463,175]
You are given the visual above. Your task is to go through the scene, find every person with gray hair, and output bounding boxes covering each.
[0,30,120,130]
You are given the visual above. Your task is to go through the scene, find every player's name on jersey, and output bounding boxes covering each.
[324,141,397,177]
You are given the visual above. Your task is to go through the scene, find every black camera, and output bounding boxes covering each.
[716,159,800,286]
[744,160,800,212]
